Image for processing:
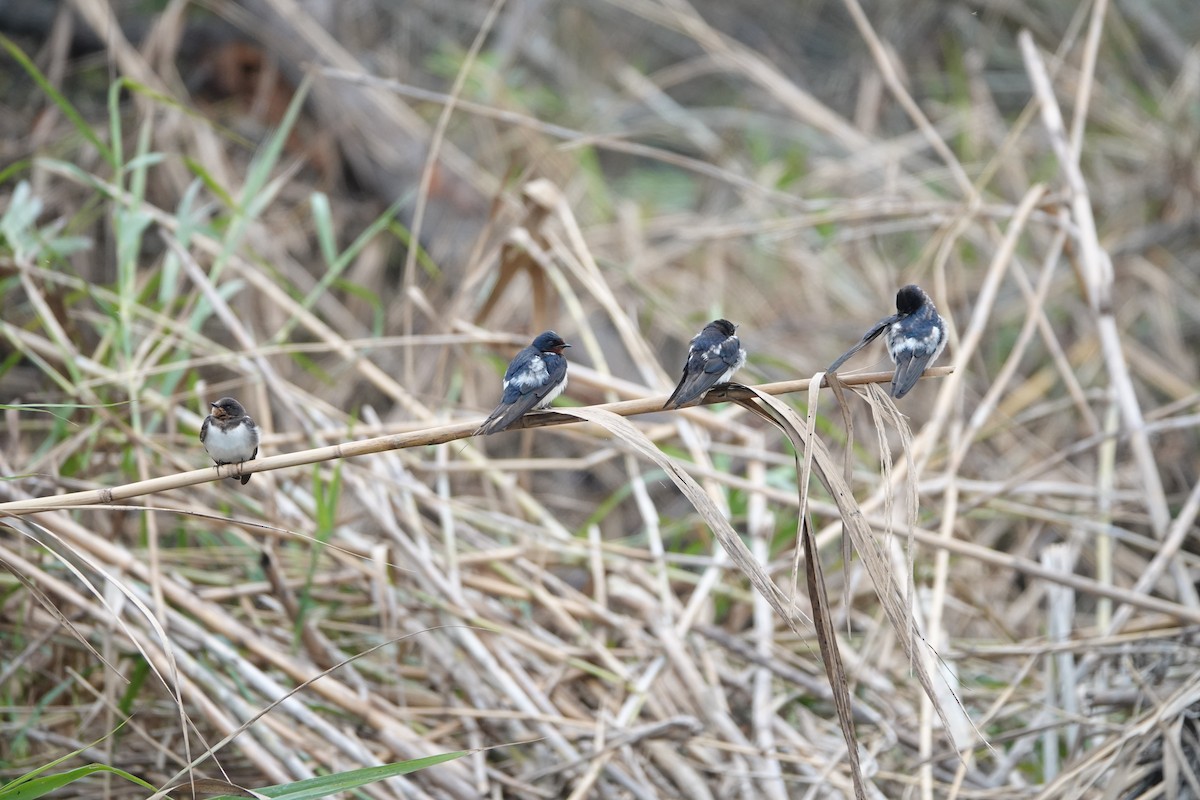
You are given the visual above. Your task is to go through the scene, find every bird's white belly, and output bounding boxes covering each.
[204,424,258,462]
[534,375,567,410]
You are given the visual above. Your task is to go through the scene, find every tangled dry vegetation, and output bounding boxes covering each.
[1,0,1199,798]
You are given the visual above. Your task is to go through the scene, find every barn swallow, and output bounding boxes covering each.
[200,397,261,484]
[825,284,947,398]
[664,319,747,409]
[475,331,571,435]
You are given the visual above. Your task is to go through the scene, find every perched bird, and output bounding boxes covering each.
[825,284,948,399]
[475,331,571,435]
[664,319,747,409]
[200,397,261,484]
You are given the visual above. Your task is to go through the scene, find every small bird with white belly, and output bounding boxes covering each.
[200,397,261,484]
[475,331,571,435]
[664,319,746,409]
[825,284,947,399]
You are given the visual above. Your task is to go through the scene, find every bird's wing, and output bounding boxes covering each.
[890,349,936,398]
[713,336,744,372]
[825,314,899,374]
[501,352,554,402]
[199,416,211,444]
[476,353,565,434]
[244,418,261,450]
[238,445,259,485]
[663,369,697,409]
[664,336,741,409]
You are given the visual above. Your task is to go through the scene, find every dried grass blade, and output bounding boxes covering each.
[824,372,858,621]
[738,386,966,753]
[816,371,864,628]
[730,396,866,798]
[802,512,866,800]
[551,407,798,622]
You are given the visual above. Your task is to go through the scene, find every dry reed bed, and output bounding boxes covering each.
[1,1,1199,798]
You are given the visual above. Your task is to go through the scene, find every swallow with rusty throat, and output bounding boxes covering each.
[200,397,260,484]
[664,319,747,409]
[826,284,947,399]
[475,331,571,435]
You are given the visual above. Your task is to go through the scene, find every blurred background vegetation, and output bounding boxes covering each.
[1,0,1199,797]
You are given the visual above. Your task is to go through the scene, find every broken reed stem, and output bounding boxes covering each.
[0,366,952,514]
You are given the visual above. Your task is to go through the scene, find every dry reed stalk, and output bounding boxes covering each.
[0,368,949,514]
[1020,30,1175,558]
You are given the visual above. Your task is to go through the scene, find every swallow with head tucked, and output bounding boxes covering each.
[200,397,261,484]
[664,319,747,409]
[475,331,571,435]
[826,284,947,399]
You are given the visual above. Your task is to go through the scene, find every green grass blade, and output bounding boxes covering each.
[0,36,112,163]
[235,753,466,800]
[311,192,338,266]
[0,764,155,800]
